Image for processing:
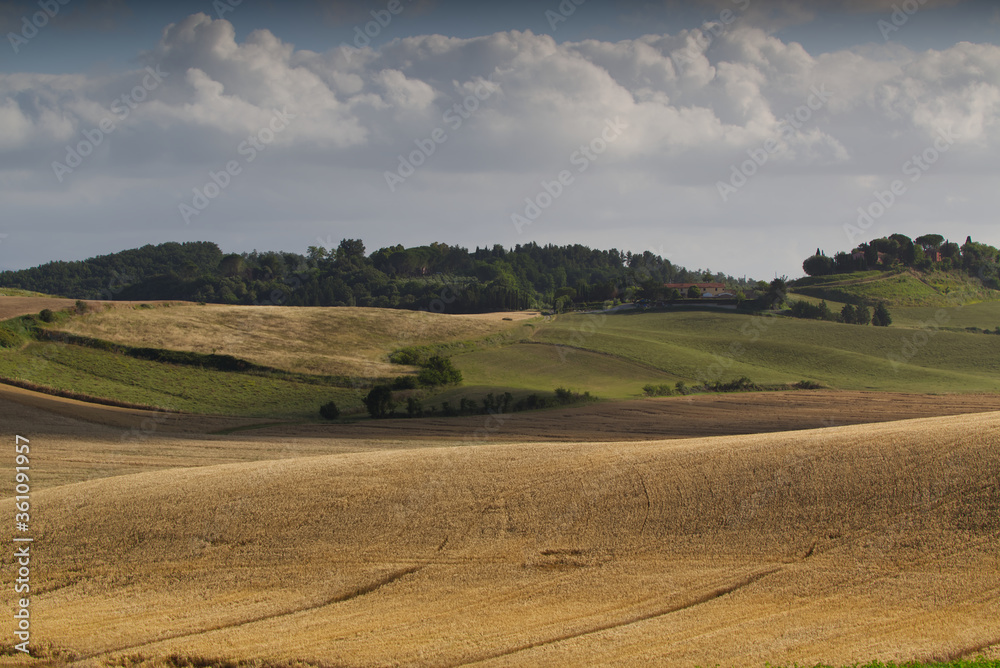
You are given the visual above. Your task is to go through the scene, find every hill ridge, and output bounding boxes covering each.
[5,411,998,666]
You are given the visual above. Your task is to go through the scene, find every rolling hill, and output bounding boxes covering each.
[2,409,998,666]
[1,300,999,421]
[789,269,1000,308]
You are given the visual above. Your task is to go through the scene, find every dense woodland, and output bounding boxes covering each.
[0,240,754,312]
[803,234,1000,288]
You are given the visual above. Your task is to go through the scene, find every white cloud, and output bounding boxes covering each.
[1,13,998,276]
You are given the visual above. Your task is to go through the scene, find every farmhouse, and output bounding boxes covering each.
[664,282,729,297]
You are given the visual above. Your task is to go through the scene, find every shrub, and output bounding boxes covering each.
[840,304,858,324]
[711,377,759,392]
[75,300,88,315]
[790,300,836,321]
[391,375,418,390]
[525,393,546,410]
[363,385,396,419]
[38,309,55,323]
[481,392,513,414]
[794,380,823,390]
[319,401,340,420]
[388,348,420,365]
[417,355,463,387]
[675,380,689,395]
[872,301,892,327]
[406,396,423,417]
[643,383,674,397]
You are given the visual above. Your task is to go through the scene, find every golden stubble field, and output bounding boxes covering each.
[0,298,188,322]
[51,303,539,377]
[1,390,998,667]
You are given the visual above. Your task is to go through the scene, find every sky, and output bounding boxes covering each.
[1,0,999,280]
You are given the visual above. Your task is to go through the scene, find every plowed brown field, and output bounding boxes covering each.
[6,383,1000,489]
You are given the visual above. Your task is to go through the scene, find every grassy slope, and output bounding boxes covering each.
[3,411,998,667]
[0,287,57,297]
[54,303,537,377]
[790,269,999,307]
[891,301,1000,330]
[455,310,1000,395]
[2,304,998,417]
[0,341,363,418]
[0,304,540,419]
[452,342,677,399]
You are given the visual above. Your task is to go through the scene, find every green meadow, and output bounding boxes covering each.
[451,309,1000,396]
[1,300,999,420]
[0,341,364,418]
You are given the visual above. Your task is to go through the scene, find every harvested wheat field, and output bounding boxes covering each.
[7,384,1000,490]
[0,297,188,321]
[2,411,998,667]
[54,304,539,377]
[0,297,93,321]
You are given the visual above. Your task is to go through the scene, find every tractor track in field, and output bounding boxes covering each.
[447,567,782,667]
[72,565,424,664]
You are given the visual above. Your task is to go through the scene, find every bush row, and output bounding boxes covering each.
[644,377,823,397]
[319,387,595,421]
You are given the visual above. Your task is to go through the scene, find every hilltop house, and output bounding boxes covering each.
[663,282,730,297]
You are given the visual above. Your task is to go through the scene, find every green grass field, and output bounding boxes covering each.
[0,341,363,418]
[792,269,885,287]
[790,269,998,307]
[762,661,1000,668]
[2,303,999,418]
[496,310,1000,395]
[453,342,677,398]
[892,301,1000,330]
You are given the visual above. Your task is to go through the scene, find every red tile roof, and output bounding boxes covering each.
[663,283,726,289]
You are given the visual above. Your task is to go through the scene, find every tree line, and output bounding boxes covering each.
[802,233,1000,287]
[0,240,755,313]
[790,299,892,326]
